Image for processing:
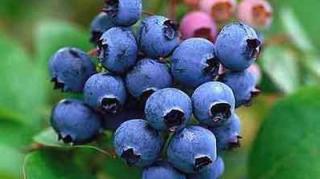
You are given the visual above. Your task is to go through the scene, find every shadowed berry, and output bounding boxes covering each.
[48,47,96,92]
[90,12,116,45]
[143,161,186,179]
[126,58,172,99]
[209,113,241,150]
[103,0,142,26]
[51,99,102,145]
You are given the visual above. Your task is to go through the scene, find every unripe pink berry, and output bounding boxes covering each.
[247,63,262,84]
[237,0,273,29]
[199,0,237,23]
[180,11,217,41]
[184,0,200,7]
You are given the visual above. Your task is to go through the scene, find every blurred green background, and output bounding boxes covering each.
[0,0,319,179]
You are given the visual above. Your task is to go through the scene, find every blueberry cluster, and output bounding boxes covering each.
[48,0,262,178]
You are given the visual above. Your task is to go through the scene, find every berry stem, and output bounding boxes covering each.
[87,48,99,57]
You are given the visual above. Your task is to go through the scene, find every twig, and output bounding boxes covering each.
[168,0,178,20]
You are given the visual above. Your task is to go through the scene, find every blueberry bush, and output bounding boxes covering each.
[0,0,319,179]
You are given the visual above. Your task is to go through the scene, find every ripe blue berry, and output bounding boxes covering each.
[167,126,217,174]
[209,113,241,150]
[145,88,192,132]
[103,0,142,26]
[142,161,186,179]
[51,99,102,144]
[188,156,224,179]
[215,22,261,71]
[192,81,235,127]
[84,73,127,114]
[219,69,260,107]
[90,12,116,45]
[48,47,96,92]
[171,38,220,88]
[126,58,172,99]
[114,119,164,167]
[98,27,138,74]
[138,15,180,58]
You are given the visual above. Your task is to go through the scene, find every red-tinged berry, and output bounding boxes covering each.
[237,0,273,29]
[180,11,217,41]
[199,0,236,23]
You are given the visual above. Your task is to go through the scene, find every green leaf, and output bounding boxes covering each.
[0,33,47,125]
[101,157,140,179]
[34,20,92,68]
[33,128,114,157]
[280,8,315,53]
[261,45,300,94]
[249,87,320,179]
[0,145,24,179]
[270,0,320,50]
[0,121,34,147]
[23,150,95,179]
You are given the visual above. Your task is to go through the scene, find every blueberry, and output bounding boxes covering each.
[145,88,192,132]
[192,82,235,127]
[219,69,260,107]
[126,58,172,99]
[138,15,180,58]
[103,0,142,26]
[98,27,138,74]
[50,99,102,144]
[215,22,261,71]
[209,113,241,150]
[188,156,224,179]
[167,126,217,173]
[114,119,164,167]
[171,38,220,88]
[143,161,186,179]
[48,47,96,92]
[90,12,116,45]
[103,97,144,131]
[84,73,127,114]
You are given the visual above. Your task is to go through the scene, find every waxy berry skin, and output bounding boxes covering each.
[145,88,192,132]
[167,126,217,174]
[215,22,261,71]
[90,12,116,45]
[126,58,173,98]
[180,11,217,41]
[171,38,220,88]
[219,69,260,107]
[84,73,127,114]
[192,81,235,127]
[142,161,186,179]
[188,156,225,179]
[113,119,164,167]
[237,0,273,29]
[138,15,180,58]
[48,47,96,93]
[103,0,142,26]
[209,113,241,150]
[98,27,138,74]
[51,99,102,145]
